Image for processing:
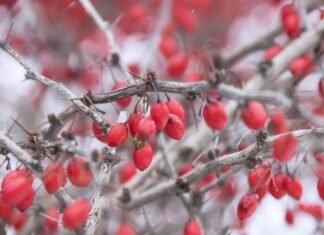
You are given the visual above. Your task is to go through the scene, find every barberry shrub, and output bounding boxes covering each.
[0,0,323,234]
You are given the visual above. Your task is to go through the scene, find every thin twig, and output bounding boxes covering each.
[0,42,108,135]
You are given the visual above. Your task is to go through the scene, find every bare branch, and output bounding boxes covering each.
[0,42,108,134]
[220,0,324,66]
[77,0,133,83]
[0,132,73,205]
[120,128,324,209]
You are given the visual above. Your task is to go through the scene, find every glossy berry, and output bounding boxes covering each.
[128,112,144,137]
[282,10,300,38]
[0,193,11,221]
[159,34,178,58]
[298,203,323,220]
[237,193,259,220]
[263,45,283,60]
[119,162,137,184]
[255,184,268,200]
[272,134,298,162]
[16,185,34,212]
[166,99,185,122]
[203,100,227,130]
[112,82,132,107]
[269,108,288,134]
[268,173,287,199]
[165,114,185,140]
[317,177,324,200]
[248,165,271,188]
[183,219,202,235]
[284,176,303,200]
[133,142,154,171]
[167,53,188,77]
[92,120,110,143]
[1,173,32,206]
[289,56,314,78]
[62,199,91,230]
[45,207,60,232]
[137,117,157,138]
[10,211,27,231]
[241,101,267,130]
[114,223,135,235]
[285,209,294,225]
[43,163,66,194]
[150,101,170,130]
[173,3,198,32]
[107,123,129,147]
[67,157,92,187]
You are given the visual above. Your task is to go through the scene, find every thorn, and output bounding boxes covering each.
[5,22,14,44]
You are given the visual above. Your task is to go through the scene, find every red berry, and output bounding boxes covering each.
[137,117,157,138]
[280,4,296,20]
[203,101,227,130]
[107,123,129,147]
[298,203,323,220]
[284,176,303,200]
[282,11,300,38]
[128,112,144,137]
[263,45,283,60]
[159,34,178,58]
[133,142,154,171]
[183,219,202,235]
[16,185,34,212]
[1,173,32,206]
[272,134,298,162]
[45,207,60,232]
[173,3,198,32]
[114,223,135,235]
[184,72,202,83]
[289,55,314,78]
[62,199,91,230]
[285,209,294,225]
[166,99,185,122]
[17,168,33,184]
[167,54,188,77]
[248,165,271,188]
[179,164,193,176]
[165,114,185,140]
[67,157,92,187]
[268,173,287,199]
[119,162,137,184]
[237,193,259,220]
[43,163,66,194]
[241,101,267,130]
[92,120,110,143]
[10,211,27,231]
[314,151,324,164]
[0,193,12,221]
[112,82,132,107]
[317,177,324,200]
[269,108,288,134]
[255,184,268,200]
[150,101,170,130]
